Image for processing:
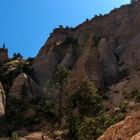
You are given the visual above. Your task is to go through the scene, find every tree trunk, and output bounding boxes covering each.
[58,82,63,126]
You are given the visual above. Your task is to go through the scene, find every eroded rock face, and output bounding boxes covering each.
[61,45,75,69]
[0,82,7,136]
[9,73,42,99]
[29,0,140,110]
[98,111,140,140]
[71,35,102,88]
[119,33,140,75]
[98,38,118,86]
[31,1,140,88]
[0,82,5,115]
[21,132,51,140]
[32,45,65,91]
[130,132,140,140]
[31,1,140,92]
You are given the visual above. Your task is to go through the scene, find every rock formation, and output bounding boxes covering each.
[0,82,5,115]
[131,132,140,140]
[0,45,8,63]
[21,132,51,140]
[61,44,75,69]
[98,38,118,86]
[66,35,102,90]
[9,73,43,99]
[32,45,65,91]
[31,0,140,96]
[98,111,140,140]
[0,82,7,136]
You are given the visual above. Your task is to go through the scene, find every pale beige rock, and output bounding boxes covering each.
[29,0,140,103]
[32,45,63,91]
[0,82,7,136]
[21,132,51,140]
[71,36,102,88]
[32,1,140,91]
[0,82,5,115]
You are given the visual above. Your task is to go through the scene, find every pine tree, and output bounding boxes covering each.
[53,65,70,125]
[131,0,136,4]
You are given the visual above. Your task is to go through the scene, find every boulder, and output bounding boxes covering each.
[98,111,140,140]
[21,132,51,140]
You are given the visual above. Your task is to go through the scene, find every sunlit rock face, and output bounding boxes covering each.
[0,82,7,136]
[0,82,5,115]
[98,111,140,140]
[32,1,140,91]
[70,35,102,88]
[130,132,140,140]
[21,132,51,140]
[31,1,140,101]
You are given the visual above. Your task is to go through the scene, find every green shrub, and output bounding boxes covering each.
[70,112,116,140]
[42,100,58,120]
[71,80,102,116]
[0,58,34,92]
[131,0,136,4]
[12,132,20,140]
[6,96,25,124]
[76,117,99,140]
[0,138,9,140]
[123,89,140,103]
[69,102,127,140]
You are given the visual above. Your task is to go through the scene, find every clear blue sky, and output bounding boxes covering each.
[0,0,130,58]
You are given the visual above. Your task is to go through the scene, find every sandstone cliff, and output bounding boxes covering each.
[32,0,140,93]
[29,1,140,138]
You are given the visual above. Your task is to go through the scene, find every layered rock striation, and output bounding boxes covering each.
[32,1,140,91]
[9,73,43,99]
[0,82,7,136]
